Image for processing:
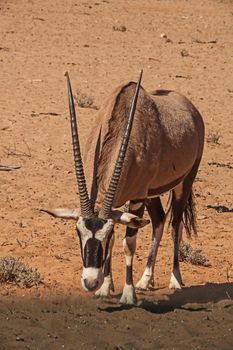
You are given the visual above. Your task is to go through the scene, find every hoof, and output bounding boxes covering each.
[135,278,150,291]
[169,271,184,290]
[94,288,110,298]
[94,276,114,298]
[135,271,154,291]
[120,284,137,305]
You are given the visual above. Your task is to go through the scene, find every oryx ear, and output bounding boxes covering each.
[40,208,80,220]
[112,211,150,229]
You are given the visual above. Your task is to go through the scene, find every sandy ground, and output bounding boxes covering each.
[0,0,233,349]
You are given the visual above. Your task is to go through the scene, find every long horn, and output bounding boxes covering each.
[65,72,93,218]
[99,70,143,220]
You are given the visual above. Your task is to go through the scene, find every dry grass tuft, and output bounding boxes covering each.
[112,24,127,32]
[0,256,41,288]
[75,89,98,110]
[179,242,211,267]
[207,131,221,144]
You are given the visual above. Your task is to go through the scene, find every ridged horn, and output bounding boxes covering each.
[99,70,143,220]
[65,72,93,218]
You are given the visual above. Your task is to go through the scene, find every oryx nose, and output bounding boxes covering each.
[83,278,99,291]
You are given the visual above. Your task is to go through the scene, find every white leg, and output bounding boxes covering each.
[169,269,184,289]
[136,266,154,290]
[95,275,114,297]
[120,235,137,305]
[120,284,136,305]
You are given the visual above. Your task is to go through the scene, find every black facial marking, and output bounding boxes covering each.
[85,216,107,234]
[84,238,103,268]
[76,228,84,263]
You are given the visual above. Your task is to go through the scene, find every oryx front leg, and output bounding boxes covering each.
[120,235,137,305]
[120,200,145,305]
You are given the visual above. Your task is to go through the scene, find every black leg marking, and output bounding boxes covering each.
[126,265,133,285]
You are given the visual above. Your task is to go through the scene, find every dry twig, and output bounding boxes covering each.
[3,139,31,158]
[0,165,21,171]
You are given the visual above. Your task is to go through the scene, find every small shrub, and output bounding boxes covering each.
[179,242,211,267]
[112,24,127,32]
[207,132,221,144]
[0,256,41,288]
[75,89,98,110]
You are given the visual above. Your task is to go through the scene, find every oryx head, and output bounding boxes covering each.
[43,71,149,292]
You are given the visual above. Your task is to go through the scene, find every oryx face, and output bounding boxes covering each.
[76,215,114,292]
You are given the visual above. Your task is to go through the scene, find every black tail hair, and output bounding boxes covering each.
[167,189,197,237]
[183,190,197,236]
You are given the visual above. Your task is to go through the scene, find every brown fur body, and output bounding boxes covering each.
[84,82,204,210]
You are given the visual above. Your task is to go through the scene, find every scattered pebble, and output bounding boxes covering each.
[112,25,127,32]
[160,33,172,43]
[181,49,189,57]
[16,336,24,342]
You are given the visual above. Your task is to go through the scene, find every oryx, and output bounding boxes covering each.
[43,70,204,304]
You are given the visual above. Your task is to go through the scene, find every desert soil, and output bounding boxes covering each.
[0,0,233,349]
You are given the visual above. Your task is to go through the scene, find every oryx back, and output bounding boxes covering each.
[84,82,204,209]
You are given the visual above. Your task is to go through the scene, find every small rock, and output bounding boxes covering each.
[112,25,127,32]
[197,215,207,220]
[160,33,172,43]
[160,33,167,38]
[181,49,189,57]
[16,336,24,342]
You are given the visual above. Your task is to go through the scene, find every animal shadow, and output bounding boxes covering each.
[101,282,233,314]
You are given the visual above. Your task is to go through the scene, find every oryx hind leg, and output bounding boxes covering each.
[120,200,145,305]
[136,197,165,290]
[169,163,199,290]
